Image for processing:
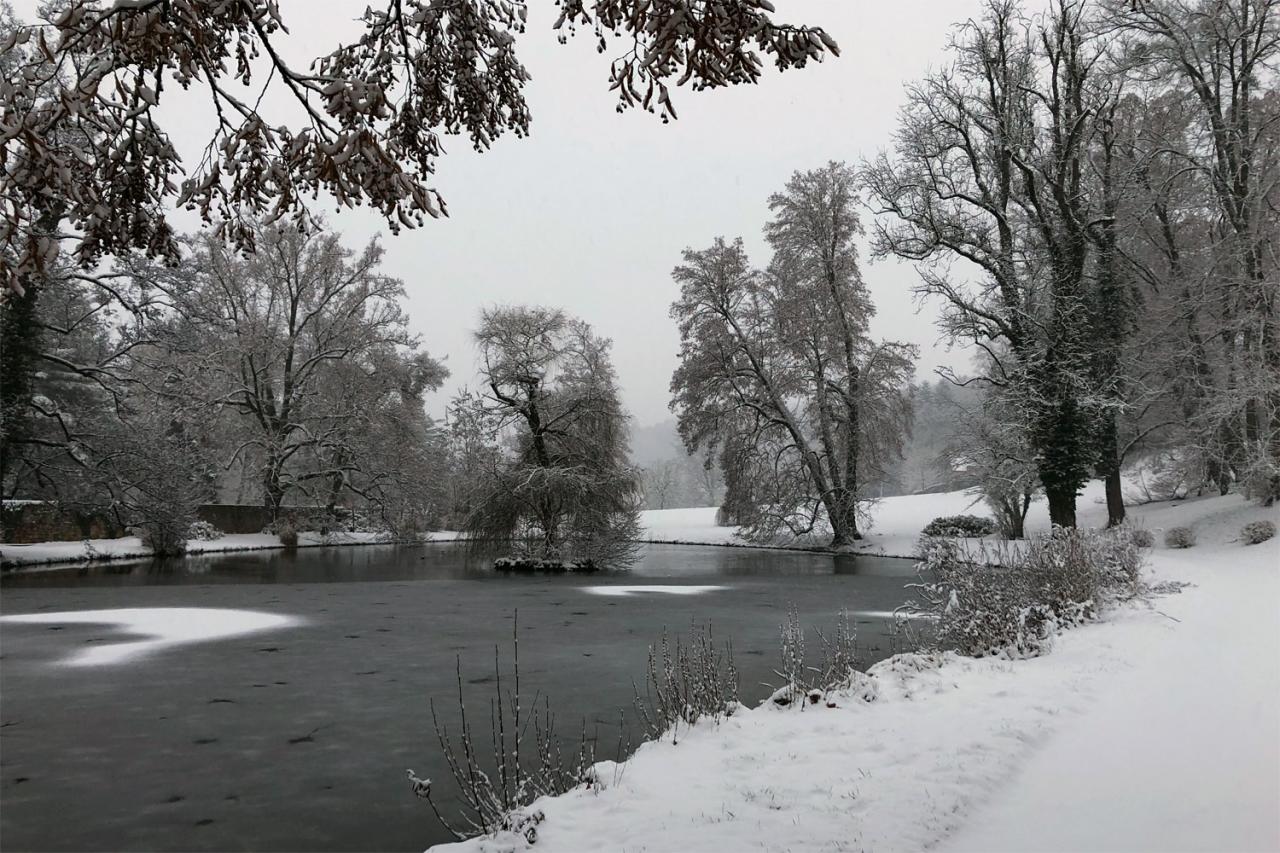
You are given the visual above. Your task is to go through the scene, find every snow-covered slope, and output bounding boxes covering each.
[640,479,1217,558]
[441,489,1280,853]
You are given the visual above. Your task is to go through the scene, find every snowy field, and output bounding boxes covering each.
[641,480,1173,557]
[437,485,1280,853]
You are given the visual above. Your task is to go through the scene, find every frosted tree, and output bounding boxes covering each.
[0,0,838,297]
[670,163,916,547]
[464,305,641,567]
[1106,0,1280,504]
[642,459,680,510]
[945,386,1041,539]
[151,222,447,520]
[0,259,167,505]
[104,402,215,555]
[864,0,1128,527]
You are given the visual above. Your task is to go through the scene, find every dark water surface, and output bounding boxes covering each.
[0,543,917,852]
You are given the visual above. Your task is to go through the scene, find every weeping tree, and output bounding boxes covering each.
[464,306,641,568]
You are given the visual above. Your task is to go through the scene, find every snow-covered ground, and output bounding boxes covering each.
[639,491,989,557]
[440,486,1280,853]
[0,529,461,569]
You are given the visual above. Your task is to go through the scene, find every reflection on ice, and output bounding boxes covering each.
[0,607,301,666]
[581,585,727,597]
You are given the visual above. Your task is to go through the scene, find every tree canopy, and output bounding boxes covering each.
[0,0,838,294]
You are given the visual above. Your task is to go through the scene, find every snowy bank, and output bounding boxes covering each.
[0,529,462,570]
[639,479,1263,558]
[638,490,990,557]
[437,489,1280,853]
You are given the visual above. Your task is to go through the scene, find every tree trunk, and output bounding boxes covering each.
[1096,413,1126,527]
[1045,483,1077,529]
[825,485,860,548]
[263,460,285,521]
[1104,468,1125,528]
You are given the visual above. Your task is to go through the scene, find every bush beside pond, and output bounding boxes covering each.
[922,514,996,538]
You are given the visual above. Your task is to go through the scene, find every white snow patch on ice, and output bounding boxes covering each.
[581,585,727,597]
[853,609,936,620]
[0,607,301,666]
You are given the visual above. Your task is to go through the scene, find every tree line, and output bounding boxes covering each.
[2,0,1276,560]
[863,0,1278,533]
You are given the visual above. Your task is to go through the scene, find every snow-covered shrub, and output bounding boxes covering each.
[276,519,299,548]
[921,514,996,538]
[768,606,859,707]
[1241,520,1276,545]
[1128,448,1204,503]
[1093,531,1146,597]
[1242,458,1280,507]
[905,538,1039,658]
[1164,526,1196,549]
[1123,527,1155,549]
[137,520,189,556]
[634,624,739,739]
[905,528,1143,659]
[418,620,601,841]
[186,520,223,541]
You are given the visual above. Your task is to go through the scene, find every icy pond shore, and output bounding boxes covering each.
[436,484,1280,853]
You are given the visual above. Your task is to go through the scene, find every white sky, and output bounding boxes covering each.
[24,1,1002,424]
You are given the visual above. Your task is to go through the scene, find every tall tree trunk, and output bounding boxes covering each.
[1045,483,1077,529]
[263,458,285,521]
[826,485,860,548]
[1096,413,1126,527]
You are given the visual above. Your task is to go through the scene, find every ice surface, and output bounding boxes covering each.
[0,607,301,666]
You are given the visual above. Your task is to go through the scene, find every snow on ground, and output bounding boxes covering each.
[640,479,1241,557]
[640,490,992,557]
[0,529,462,569]
[440,488,1280,853]
[0,607,301,666]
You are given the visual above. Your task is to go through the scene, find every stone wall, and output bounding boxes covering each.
[194,504,275,534]
[2,502,337,542]
[1,502,125,544]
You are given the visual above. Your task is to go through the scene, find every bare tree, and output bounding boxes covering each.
[155,223,446,520]
[1107,0,1280,502]
[864,1,1125,528]
[670,163,916,547]
[642,459,681,510]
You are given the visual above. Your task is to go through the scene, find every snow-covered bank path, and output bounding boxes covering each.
[947,531,1280,853]
[438,489,1280,853]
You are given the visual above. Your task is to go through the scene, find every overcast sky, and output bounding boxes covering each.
[24,0,1003,425]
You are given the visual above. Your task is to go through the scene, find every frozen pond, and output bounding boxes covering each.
[0,542,918,851]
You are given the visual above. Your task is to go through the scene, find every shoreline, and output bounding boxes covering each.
[0,531,464,572]
[2,531,921,573]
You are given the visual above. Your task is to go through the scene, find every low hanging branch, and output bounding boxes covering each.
[0,0,838,295]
